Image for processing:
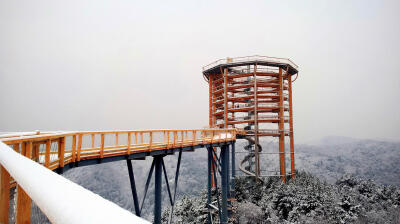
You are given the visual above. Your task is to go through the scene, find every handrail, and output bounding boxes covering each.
[0,141,150,224]
[1,129,237,171]
[203,55,298,72]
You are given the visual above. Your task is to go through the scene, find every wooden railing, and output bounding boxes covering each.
[0,128,236,224]
[1,129,236,172]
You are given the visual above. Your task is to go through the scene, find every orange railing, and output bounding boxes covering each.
[0,129,237,172]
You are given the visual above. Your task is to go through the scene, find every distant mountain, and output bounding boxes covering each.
[295,137,400,186]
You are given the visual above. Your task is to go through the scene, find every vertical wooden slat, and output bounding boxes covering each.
[209,74,214,128]
[149,132,153,150]
[17,142,32,224]
[58,138,65,168]
[115,133,119,146]
[13,143,19,153]
[45,140,51,168]
[77,135,82,162]
[100,134,105,158]
[32,144,39,162]
[91,134,95,149]
[25,142,32,159]
[140,133,143,144]
[181,131,184,147]
[16,185,30,224]
[127,133,131,155]
[135,132,138,145]
[173,131,176,148]
[0,166,10,224]
[71,135,77,162]
[192,130,196,146]
[167,131,170,149]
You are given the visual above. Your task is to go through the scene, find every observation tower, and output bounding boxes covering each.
[203,56,299,182]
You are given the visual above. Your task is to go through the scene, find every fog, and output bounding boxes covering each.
[0,0,399,143]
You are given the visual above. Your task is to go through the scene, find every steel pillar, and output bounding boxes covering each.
[207,147,212,223]
[154,156,163,224]
[126,159,140,216]
[231,143,235,196]
[220,145,228,223]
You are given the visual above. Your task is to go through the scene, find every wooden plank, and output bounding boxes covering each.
[13,143,19,153]
[0,166,10,224]
[127,133,131,155]
[134,132,137,145]
[149,132,152,150]
[115,133,119,146]
[77,135,82,161]
[32,143,39,162]
[16,185,31,224]
[25,142,32,159]
[71,135,76,162]
[91,134,95,148]
[59,138,65,168]
[100,134,105,158]
[45,140,51,168]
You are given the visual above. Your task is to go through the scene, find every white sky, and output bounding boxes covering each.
[0,0,399,143]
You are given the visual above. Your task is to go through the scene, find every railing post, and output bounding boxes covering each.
[58,137,65,170]
[77,135,82,162]
[45,140,51,168]
[0,166,10,224]
[17,141,32,224]
[100,134,105,158]
[167,131,170,149]
[115,133,119,146]
[71,135,77,163]
[149,132,153,150]
[91,134,95,149]
[192,130,196,146]
[127,133,131,155]
[135,132,138,145]
[16,185,31,224]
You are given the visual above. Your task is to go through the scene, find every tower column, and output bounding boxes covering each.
[278,68,286,183]
[288,74,295,179]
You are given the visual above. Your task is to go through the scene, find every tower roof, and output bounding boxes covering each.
[202,55,298,77]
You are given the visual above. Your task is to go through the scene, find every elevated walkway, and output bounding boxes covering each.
[0,128,237,224]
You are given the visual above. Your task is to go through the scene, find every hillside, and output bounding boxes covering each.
[164,172,400,223]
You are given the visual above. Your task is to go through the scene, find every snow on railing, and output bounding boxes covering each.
[0,141,150,224]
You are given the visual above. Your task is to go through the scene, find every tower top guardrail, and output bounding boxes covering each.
[202,55,298,75]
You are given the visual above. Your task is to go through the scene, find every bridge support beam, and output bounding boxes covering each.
[220,145,229,224]
[126,159,140,216]
[207,147,212,223]
[154,155,163,224]
[231,143,235,197]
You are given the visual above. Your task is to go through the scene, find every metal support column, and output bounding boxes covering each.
[207,147,212,223]
[154,156,163,224]
[231,143,235,196]
[126,159,140,216]
[220,145,228,223]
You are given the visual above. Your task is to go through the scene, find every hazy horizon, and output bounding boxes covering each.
[1,0,399,144]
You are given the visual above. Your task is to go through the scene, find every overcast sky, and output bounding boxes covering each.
[0,0,399,143]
